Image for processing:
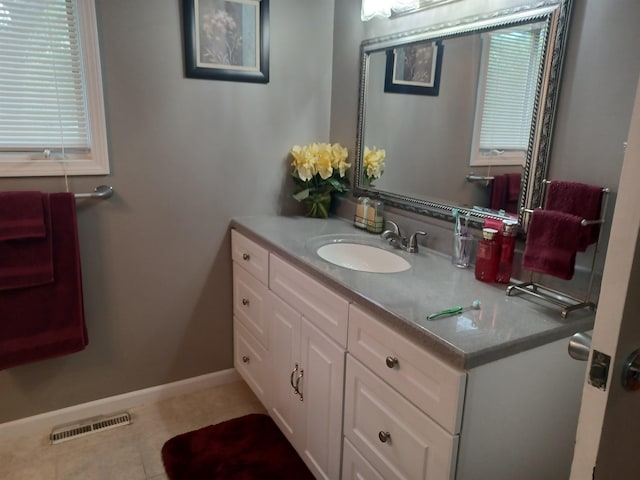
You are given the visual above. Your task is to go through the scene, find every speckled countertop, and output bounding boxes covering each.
[231,215,595,370]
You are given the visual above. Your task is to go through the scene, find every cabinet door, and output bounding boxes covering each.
[299,317,345,480]
[233,319,269,406]
[268,291,304,446]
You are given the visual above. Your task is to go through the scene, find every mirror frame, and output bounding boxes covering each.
[353,0,573,229]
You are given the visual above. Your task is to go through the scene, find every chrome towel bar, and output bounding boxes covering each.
[74,185,114,200]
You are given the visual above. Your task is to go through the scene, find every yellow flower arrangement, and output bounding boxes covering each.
[363,146,386,187]
[290,142,351,218]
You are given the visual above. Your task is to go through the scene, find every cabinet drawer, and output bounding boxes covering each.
[348,304,466,434]
[234,319,269,407]
[231,230,269,286]
[344,355,458,480]
[233,263,269,349]
[342,437,385,480]
[269,254,349,347]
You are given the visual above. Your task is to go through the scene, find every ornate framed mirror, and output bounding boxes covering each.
[353,0,573,229]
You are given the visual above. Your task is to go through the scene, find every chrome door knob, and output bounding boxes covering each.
[568,332,592,361]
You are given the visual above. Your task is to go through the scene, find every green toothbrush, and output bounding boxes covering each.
[427,300,481,320]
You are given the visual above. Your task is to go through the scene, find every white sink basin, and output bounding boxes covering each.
[316,242,411,273]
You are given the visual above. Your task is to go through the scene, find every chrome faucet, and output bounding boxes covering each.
[381,220,405,249]
[381,221,427,253]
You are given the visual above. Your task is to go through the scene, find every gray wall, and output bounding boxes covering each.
[0,0,335,423]
[1,0,638,424]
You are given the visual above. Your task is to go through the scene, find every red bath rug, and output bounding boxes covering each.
[161,413,315,480]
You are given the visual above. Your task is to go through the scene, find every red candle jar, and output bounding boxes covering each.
[475,228,500,283]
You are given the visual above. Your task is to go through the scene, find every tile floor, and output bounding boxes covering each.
[0,381,266,479]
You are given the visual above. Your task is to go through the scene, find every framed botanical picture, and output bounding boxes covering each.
[384,40,443,96]
[183,0,269,83]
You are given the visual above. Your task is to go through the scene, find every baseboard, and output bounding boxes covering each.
[0,368,241,440]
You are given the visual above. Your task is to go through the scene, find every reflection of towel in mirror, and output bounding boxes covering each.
[544,181,603,251]
[522,209,582,280]
[490,173,521,214]
[506,173,521,214]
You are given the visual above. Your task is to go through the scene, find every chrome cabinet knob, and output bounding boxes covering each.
[242,355,250,363]
[242,253,250,261]
[385,356,399,368]
[242,298,250,306]
[378,431,391,443]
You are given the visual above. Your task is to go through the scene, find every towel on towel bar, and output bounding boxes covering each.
[0,193,88,370]
[0,191,47,240]
[0,193,54,290]
[545,180,604,251]
[522,209,582,280]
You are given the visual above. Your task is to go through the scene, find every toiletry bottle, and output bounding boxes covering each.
[496,222,518,284]
[366,200,384,233]
[355,197,370,228]
[475,228,500,282]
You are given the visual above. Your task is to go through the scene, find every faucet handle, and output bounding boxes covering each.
[385,220,402,236]
[408,231,427,253]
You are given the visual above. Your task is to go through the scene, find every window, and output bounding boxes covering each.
[0,0,108,177]
[469,23,546,167]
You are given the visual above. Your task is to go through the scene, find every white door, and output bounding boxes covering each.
[570,76,640,478]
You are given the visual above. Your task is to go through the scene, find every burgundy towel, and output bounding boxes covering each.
[0,191,46,240]
[522,209,582,280]
[490,175,508,212]
[545,180,603,251]
[0,193,54,291]
[0,193,87,370]
[506,173,521,214]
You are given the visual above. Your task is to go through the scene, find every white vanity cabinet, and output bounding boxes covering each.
[343,304,465,480]
[343,304,586,480]
[231,230,348,480]
[232,227,586,480]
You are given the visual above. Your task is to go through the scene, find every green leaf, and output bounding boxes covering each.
[293,188,310,201]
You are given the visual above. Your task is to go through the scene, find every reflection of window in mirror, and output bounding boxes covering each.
[469,22,547,167]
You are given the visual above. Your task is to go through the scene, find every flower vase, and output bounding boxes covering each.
[302,192,332,219]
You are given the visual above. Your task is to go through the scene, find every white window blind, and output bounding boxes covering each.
[469,23,546,167]
[0,0,108,176]
[478,28,545,151]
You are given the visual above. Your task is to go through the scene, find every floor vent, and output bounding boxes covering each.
[50,412,131,445]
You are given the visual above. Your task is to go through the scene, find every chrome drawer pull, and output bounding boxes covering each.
[242,253,250,261]
[378,431,391,443]
[242,298,250,306]
[290,363,299,392]
[295,370,304,401]
[385,356,399,368]
[242,355,250,364]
